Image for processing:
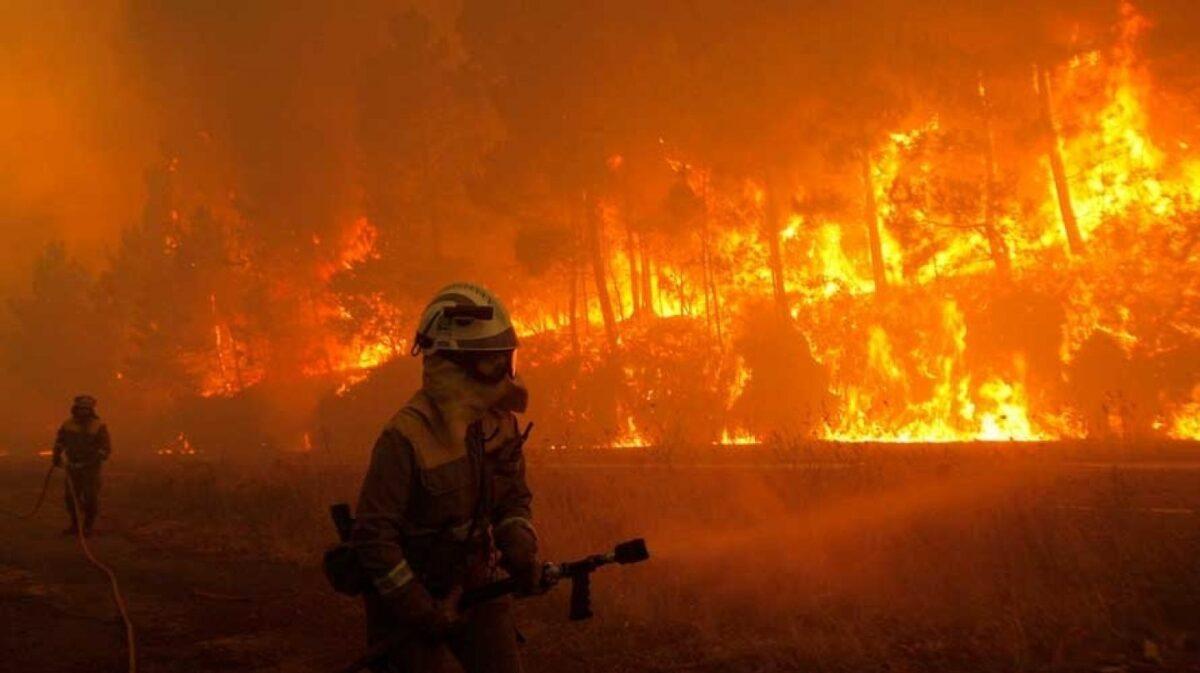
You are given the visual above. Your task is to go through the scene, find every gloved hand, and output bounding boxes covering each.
[496,524,543,595]
[511,555,543,596]
[387,581,464,640]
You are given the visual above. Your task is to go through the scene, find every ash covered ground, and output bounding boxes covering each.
[4,442,1200,673]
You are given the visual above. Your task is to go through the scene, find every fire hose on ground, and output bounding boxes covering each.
[2,463,137,673]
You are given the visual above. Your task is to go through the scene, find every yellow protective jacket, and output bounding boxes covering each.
[350,391,535,606]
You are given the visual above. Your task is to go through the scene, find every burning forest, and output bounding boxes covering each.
[4,1,1195,455]
[2,1,1199,456]
[4,3,1200,672]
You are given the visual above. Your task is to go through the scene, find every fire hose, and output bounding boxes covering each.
[3,464,137,673]
[65,467,138,673]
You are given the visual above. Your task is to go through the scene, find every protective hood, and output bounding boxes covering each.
[421,353,528,446]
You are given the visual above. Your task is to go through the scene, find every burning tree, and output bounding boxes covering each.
[3,0,1200,455]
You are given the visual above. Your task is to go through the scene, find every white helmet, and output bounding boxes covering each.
[410,283,519,356]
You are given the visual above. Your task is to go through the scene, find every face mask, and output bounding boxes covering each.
[423,353,527,415]
[442,350,515,385]
[494,374,529,413]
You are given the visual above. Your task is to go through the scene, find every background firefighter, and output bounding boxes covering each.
[52,394,112,536]
[350,283,541,673]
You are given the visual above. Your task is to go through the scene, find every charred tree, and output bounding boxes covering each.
[640,235,655,317]
[568,261,580,357]
[861,153,888,294]
[699,209,724,345]
[579,245,591,337]
[762,173,790,319]
[978,71,1012,278]
[675,270,688,316]
[1037,64,1084,256]
[650,257,663,315]
[697,176,723,344]
[700,228,714,330]
[209,292,246,392]
[606,246,626,319]
[626,222,641,315]
[709,251,724,345]
[585,193,618,348]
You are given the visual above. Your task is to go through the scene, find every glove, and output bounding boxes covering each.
[511,556,543,596]
[386,581,464,640]
[496,523,542,595]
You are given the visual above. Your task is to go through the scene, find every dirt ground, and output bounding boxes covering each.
[0,484,345,672]
[0,463,676,673]
[3,444,1200,673]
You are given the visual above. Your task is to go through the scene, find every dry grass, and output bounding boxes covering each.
[104,441,1200,672]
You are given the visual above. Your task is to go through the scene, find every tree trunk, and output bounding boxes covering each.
[626,222,641,315]
[978,71,1012,278]
[607,248,626,320]
[575,204,592,339]
[861,153,888,294]
[699,214,724,345]
[640,235,655,317]
[585,193,618,348]
[1037,64,1084,255]
[210,293,245,391]
[650,257,662,315]
[580,254,591,336]
[676,270,687,316]
[568,262,580,357]
[699,180,724,345]
[762,173,789,318]
[710,258,724,346]
[700,228,713,332]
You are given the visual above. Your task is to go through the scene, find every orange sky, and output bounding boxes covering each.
[0,1,157,293]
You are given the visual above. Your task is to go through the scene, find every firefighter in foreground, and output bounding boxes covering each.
[52,394,112,536]
[350,283,540,673]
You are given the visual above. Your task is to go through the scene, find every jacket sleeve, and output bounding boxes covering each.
[489,425,536,552]
[97,424,112,461]
[350,429,417,596]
